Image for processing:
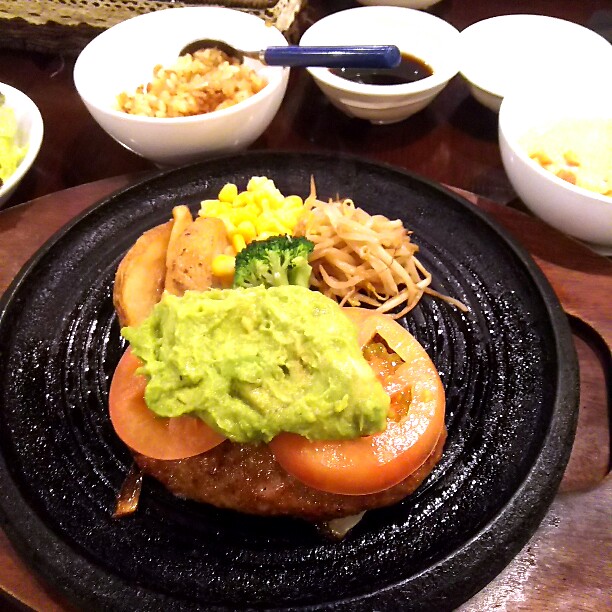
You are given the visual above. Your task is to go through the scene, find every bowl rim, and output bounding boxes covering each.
[460,14,612,100]
[356,0,443,7]
[73,6,289,125]
[0,82,44,200]
[498,86,612,206]
[300,5,461,95]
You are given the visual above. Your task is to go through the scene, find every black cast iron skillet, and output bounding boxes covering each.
[0,152,579,611]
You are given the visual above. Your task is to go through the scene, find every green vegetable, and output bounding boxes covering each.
[123,286,389,443]
[233,234,315,289]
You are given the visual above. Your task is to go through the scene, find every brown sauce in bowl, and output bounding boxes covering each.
[330,53,433,86]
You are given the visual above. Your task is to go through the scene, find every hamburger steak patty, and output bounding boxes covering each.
[133,427,446,521]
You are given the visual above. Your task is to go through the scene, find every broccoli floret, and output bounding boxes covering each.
[233,235,314,289]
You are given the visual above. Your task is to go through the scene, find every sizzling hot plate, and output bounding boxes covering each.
[0,152,578,611]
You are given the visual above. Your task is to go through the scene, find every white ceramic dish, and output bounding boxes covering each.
[74,7,289,166]
[0,83,44,208]
[460,14,612,112]
[499,84,612,254]
[356,0,443,8]
[300,6,461,125]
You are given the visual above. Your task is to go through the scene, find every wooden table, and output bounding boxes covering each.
[0,1,610,610]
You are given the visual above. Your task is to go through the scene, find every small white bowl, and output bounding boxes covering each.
[460,14,612,113]
[74,7,289,166]
[0,83,44,208]
[356,1,443,8]
[300,6,461,125]
[499,84,612,253]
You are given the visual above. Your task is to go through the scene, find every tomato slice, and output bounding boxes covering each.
[108,348,226,460]
[269,308,445,495]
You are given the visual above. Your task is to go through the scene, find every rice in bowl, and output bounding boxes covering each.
[116,48,268,118]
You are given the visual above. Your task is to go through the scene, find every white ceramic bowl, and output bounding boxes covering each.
[499,84,612,254]
[300,6,461,125]
[74,7,289,166]
[356,0,442,8]
[0,83,44,208]
[460,14,612,113]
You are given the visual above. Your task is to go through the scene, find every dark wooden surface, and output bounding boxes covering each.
[1,0,610,210]
[0,0,610,610]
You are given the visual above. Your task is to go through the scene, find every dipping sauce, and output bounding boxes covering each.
[330,52,433,86]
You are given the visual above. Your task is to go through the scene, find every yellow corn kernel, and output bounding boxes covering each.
[274,208,301,231]
[556,168,577,185]
[234,203,259,223]
[218,182,238,203]
[211,254,235,277]
[563,150,580,167]
[267,190,285,209]
[215,215,235,235]
[236,220,257,242]
[247,176,268,191]
[529,149,553,166]
[234,191,254,207]
[232,233,247,253]
[283,195,303,209]
[199,177,306,244]
[255,215,281,235]
[199,199,223,216]
[257,195,273,211]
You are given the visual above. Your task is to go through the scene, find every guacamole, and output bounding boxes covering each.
[122,286,389,443]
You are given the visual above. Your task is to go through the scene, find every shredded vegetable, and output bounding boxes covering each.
[294,182,467,318]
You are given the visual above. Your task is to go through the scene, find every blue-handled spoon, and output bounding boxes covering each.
[179,40,401,69]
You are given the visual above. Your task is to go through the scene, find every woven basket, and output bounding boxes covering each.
[0,0,306,55]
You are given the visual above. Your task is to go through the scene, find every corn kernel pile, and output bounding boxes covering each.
[199,177,305,279]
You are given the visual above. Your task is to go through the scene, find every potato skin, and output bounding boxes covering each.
[113,221,173,328]
[113,212,230,328]
[164,216,230,295]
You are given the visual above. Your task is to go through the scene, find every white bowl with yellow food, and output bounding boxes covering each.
[499,83,612,253]
[0,83,44,208]
[73,7,289,167]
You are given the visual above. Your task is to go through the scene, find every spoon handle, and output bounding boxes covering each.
[260,45,401,68]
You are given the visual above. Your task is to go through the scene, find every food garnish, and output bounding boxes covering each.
[233,235,314,288]
[120,286,390,443]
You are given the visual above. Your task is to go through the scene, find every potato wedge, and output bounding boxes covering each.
[165,205,193,289]
[113,221,173,328]
[165,216,230,295]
